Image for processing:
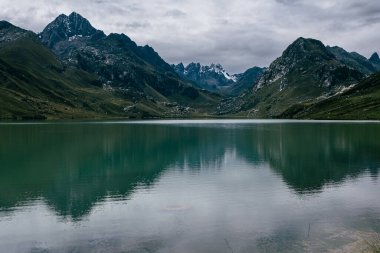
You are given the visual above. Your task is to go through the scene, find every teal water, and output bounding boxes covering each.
[0,120,379,252]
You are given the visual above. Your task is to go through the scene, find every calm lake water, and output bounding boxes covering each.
[0,120,380,253]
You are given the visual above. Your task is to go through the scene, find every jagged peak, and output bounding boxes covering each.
[184,62,224,71]
[0,20,15,29]
[277,37,334,63]
[370,52,379,60]
[53,12,87,21]
[55,13,68,19]
[369,52,380,65]
[188,62,201,67]
[48,12,85,23]
[106,33,137,48]
[176,62,236,82]
[40,12,104,47]
[293,37,307,43]
[142,44,155,52]
[172,63,185,71]
[42,12,99,36]
[292,37,313,45]
[68,12,81,18]
[326,45,346,52]
[176,62,185,68]
[107,32,132,40]
[288,37,326,50]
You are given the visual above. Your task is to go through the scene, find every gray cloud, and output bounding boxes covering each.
[122,21,150,30]
[275,0,301,5]
[165,9,186,18]
[0,0,379,73]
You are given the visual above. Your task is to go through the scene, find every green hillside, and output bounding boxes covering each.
[0,21,218,120]
[281,72,380,120]
[217,38,371,118]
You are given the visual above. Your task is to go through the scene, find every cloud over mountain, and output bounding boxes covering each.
[0,0,379,73]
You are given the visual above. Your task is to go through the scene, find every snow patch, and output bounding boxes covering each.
[336,83,356,95]
[68,34,82,41]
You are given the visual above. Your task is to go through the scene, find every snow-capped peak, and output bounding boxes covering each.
[182,62,237,82]
[209,63,237,82]
[172,62,238,91]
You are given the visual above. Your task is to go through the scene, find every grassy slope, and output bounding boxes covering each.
[281,72,380,120]
[0,37,136,119]
[0,35,220,120]
[227,39,365,118]
[230,71,336,118]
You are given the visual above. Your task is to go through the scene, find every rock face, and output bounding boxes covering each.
[39,12,203,103]
[40,12,103,49]
[2,13,380,120]
[172,62,236,91]
[0,16,219,120]
[256,38,364,91]
[172,62,264,95]
[369,52,380,68]
[228,66,264,95]
[0,21,33,45]
[0,21,123,119]
[327,46,379,74]
[218,38,369,117]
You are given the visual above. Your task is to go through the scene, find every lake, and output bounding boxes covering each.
[0,120,380,252]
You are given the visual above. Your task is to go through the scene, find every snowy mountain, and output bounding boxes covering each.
[172,62,237,91]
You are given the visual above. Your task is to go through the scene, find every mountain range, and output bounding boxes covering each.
[172,62,264,95]
[1,12,380,120]
[0,13,219,120]
[217,37,380,118]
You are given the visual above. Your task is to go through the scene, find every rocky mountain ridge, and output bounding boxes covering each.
[172,62,237,91]
[38,13,220,110]
[0,14,219,119]
[172,62,265,95]
[217,37,379,118]
[1,14,380,120]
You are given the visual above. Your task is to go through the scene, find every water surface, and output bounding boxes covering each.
[0,120,380,252]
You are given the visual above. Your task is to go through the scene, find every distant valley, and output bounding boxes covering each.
[172,62,264,95]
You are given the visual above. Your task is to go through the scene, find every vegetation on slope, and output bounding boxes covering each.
[0,20,219,120]
[281,72,380,120]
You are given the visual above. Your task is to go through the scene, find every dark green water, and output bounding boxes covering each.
[0,120,380,252]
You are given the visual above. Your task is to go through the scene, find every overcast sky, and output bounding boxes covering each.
[0,0,379,73]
